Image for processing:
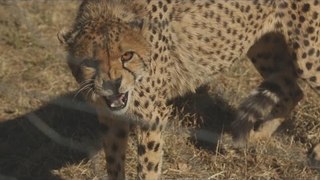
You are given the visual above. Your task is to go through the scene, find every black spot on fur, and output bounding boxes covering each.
[154,143,160,152]
[147,141,155,150]
[138,144,146,156]
[137,163,143,172]
[306,62,313,70]
[147,162,154,171]
[302,3,310,12]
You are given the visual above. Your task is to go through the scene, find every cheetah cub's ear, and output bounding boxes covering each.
[57,28,79,46]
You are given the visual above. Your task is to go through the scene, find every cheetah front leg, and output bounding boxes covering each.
[136,126,165,180]
[97,109,129,180]
[134,102,169,180]
[303,60,320,169]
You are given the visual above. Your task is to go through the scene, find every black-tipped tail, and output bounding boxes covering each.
[231,82,282,146]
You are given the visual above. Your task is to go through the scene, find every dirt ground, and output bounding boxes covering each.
[0,1,319,180]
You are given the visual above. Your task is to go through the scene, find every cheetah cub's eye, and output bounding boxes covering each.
[121,51,134,62]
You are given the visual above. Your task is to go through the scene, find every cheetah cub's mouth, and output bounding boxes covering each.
[103,92,129,111]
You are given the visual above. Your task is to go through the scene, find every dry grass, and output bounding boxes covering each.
[0,1,319,180]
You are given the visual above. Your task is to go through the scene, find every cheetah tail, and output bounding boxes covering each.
[231,82,282,146]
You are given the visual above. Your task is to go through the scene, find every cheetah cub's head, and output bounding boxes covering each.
[58,1,150,115]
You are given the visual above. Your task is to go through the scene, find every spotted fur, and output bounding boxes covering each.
[59,0,320,179]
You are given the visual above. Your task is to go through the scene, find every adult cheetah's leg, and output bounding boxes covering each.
[301,57,320,169]
[135,105,169,180]
[136,127,165,180]
[231,33,303,145]
[97,111,129,180]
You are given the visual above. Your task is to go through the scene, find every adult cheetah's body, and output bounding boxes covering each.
[59,0,320,179]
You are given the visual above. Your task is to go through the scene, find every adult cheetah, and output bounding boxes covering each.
[58,0,320,179]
